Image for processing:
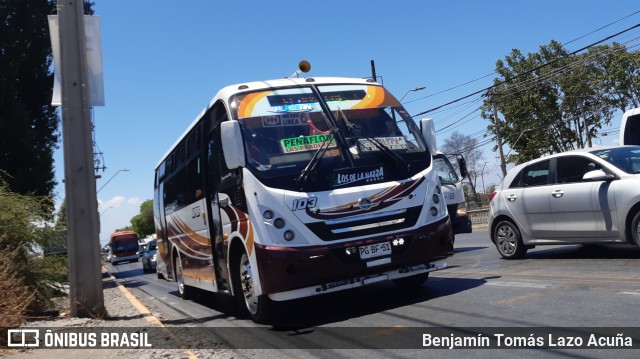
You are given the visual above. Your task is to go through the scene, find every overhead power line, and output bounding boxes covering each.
[406,10,640,107]
[412,22,640,118]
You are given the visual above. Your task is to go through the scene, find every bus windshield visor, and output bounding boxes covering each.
[232,87,341,172]
[231,84,429,189]
[318,84,427,161]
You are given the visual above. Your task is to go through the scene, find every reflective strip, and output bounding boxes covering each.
[331,218,405,234]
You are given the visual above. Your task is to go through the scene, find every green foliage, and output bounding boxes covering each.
[130,200,154,237]
[0,176,69,317]
[0,0,59,198]
[484,41,640,164]
[55,199,67,230]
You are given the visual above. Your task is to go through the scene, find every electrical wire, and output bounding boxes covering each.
[412,22,640,117]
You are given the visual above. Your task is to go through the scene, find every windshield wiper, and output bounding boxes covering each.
[295,131,334,189]
[336,108,408,172]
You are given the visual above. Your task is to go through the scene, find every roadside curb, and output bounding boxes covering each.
[102,266,198,359]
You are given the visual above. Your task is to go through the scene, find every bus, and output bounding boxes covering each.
[107,230,140,265]
[153,72,454,323]
[620,107,640,145]
[420,118,471,236]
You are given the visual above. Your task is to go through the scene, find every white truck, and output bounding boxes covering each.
[420,118,472,236]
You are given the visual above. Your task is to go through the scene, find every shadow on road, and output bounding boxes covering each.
[266,276,486,329]
[454,246,488,253]
[523,244,640,260]
[145,276,487,329]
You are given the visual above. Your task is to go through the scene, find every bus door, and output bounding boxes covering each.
[204,113,229,293]
[154,174,171,279]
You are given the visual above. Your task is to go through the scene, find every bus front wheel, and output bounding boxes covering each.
[232,249,271,323]
[175,253,194,300]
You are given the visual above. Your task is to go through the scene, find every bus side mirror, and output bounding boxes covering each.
[458,156,468,179]
[221,121,246,169]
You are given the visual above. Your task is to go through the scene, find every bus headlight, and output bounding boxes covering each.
[274,218,286,229]
[430,207,438,216]
[263,210,274,220]
[432,194,440,204]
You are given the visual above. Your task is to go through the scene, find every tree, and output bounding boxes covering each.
[483,41,640,165]
[442,131,484,203]
[130,200,154,237]
[0,1,59,198]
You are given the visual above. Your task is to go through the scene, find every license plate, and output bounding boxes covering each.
[359,242,392,260]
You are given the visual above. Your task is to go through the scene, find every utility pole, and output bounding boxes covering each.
[492,99,508,178]
[57,0,105,317]
[584,117,593,148]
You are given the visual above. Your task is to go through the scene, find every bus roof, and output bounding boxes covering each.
[155,77,380,169]
[110,230,138,239]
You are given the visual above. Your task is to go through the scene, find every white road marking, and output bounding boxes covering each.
[486,281,549,288]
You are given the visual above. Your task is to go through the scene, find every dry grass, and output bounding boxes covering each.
[0,235,35,328]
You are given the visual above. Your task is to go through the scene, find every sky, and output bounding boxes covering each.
[51,1,640,244]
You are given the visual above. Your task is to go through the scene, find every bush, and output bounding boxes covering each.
[0,235,34,327]
[0,176,69,323]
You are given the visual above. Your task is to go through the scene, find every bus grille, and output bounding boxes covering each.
[305,206,422,241]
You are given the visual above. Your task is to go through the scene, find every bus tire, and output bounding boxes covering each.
[232,249,271,324]
[175,253,194,300]
[393,272,429,290]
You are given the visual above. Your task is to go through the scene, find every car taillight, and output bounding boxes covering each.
[489,191,497,202]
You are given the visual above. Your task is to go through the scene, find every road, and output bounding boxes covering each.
[107,227,640,357]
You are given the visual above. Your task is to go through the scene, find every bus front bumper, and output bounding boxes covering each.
[254,216,454,301]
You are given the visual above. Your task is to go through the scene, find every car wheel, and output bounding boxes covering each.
[232,249,271,324]
[393,272,429,290]
[631,211,640,247]
[494,220,527,259]
[175,254,194,299]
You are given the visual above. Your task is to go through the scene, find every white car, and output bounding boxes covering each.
[488,146,640,259]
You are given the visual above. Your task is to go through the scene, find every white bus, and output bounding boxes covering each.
[420,118,471,236]
[620,107,640,145]
[153,74,454,323]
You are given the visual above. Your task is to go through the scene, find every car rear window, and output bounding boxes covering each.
[509,160,550,188]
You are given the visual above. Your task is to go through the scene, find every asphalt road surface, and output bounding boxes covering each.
[107,227,640,358]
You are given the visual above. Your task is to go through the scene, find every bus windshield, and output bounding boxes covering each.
[110,234,139,253]
[231,84,429,191]
[433,154,459,185]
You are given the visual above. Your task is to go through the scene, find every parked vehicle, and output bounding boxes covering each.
[107,231,140,264]
[142,239,158,273]
[489,146,640,259]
